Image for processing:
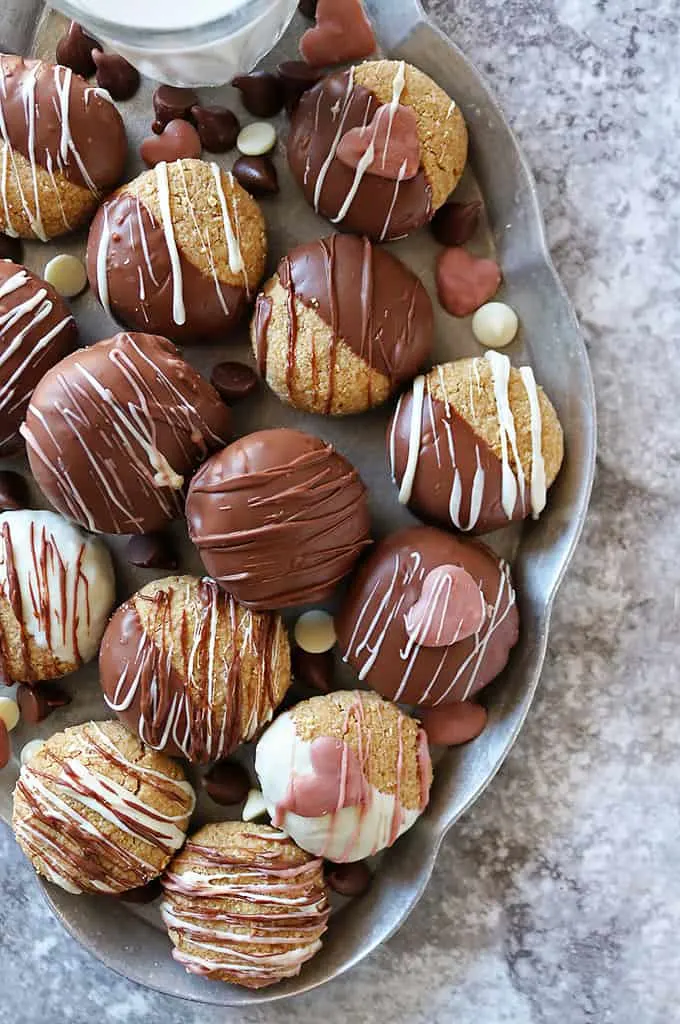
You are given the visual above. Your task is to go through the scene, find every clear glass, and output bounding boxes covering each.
[49,0,299,86]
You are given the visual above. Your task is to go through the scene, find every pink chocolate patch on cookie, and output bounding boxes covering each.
[140,119,202,168]
[436,248,502,318]
[336,103,421,181]
[405,565,487,648]
[280,736,371,818]
[300,0,376,68]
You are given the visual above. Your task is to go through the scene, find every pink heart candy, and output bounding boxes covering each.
[405,565,487,648]
[140,118,202,169]
[336,103,421,181]
[436,247,502,318]
[419,702,488,746]
[300,0,377,69]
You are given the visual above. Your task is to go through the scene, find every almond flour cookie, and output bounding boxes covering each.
[252,234,433,415]
[255,690,432,861]
[86,158,267,344]
[99,575,291,764]
[0,54,127,241]
[336,526,519,707]
[12,720,195,894]
[0,509,115,684]
[161,822,329,988]
[0,260,77,455]
[21,332,231,535]
[388,353,565,535]
[288,59,467,241]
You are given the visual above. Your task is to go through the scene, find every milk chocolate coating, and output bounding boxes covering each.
[0,260,77,455]
[22,332,231,535]
[336,526,519,706]
[187,428,372,610]
[0,54,127,193]
[287,71,432,241]
[256,234,433,403]
[389,388,528,535]
[86,193,248,345]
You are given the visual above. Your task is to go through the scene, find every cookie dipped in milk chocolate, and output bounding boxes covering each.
[252,234,433,415]
[336,526,519,707]
[288,60,467,241]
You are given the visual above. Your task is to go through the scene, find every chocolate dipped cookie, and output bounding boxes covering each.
[252,233,433,415]
[87,158,267,344]
[288,59,467,241]
[0,54,127,240]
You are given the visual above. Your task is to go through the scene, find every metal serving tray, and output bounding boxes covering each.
[0,0,596,1006]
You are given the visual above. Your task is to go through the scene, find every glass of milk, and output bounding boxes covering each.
[51,0,300,86]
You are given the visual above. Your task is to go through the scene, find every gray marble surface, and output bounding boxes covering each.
[1,1,679,1021]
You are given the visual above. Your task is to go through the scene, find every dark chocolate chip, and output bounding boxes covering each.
[190,104,240,153]
[210,361,259,402]
[298,0,318,19]
[153,85,199,127]
[232,71,285,118]
[119,879,162,904]
[55,21,101,78]
[0,471,29,512]
[291,647,334,693]
[431,200,483,247]
[17,683,71,725]
[151,119,165,135]
[0,233,22,263]
[126,533,177,570]
[277,60,323,114]
[232,155,279,198]
[203,760,250,806]
[0,720,10,770]
[92,50,140,101]
[325,860,372,897]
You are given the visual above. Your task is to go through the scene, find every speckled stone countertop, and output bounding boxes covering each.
[1,1,678,1021]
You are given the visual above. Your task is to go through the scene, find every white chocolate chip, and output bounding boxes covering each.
[471,301,519,349]
[0,697,20,732]
[237,122,276,157]
[242,788,268,822]
[43,253,88,298]
[20,738,45,766]
[294,610,336,655]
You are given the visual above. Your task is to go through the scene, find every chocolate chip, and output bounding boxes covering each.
[0,233,22,264]
[126,533,177,570]
[119,879,162,904]
[190,104,240,153]
[291,647,334,693]
[298,0,318,18]
[153,85,199,127]
[0,471,28,512]
[203,761,250,805]
[325,860,372,897]
[55,22,101,78]
[0,720,10,770]
[232,155,279,198]
[92,50,140,101]
[277,61,323,114]
[17,683,71,725]
[140,119,202,168]
[210,361,259,402]
[431,201,483,247]
[151,120,165,135]
[232,71,285,118]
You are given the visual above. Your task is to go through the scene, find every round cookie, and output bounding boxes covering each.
[0,54,127,240]
[0,260,77,455]
[388,353,565,535]
[87,158,267,344]
[21,332,231,535]
[252,234,433,415]
[288,59,467,241]
[0,509,115,684]
[187,428,372,610]
[255,690,432,861]
[100,575,291,764]
[12,720,195,894]
[336,526,519,707]
[161,822,329,988]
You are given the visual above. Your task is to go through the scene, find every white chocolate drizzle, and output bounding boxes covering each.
[154,161,186,325]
